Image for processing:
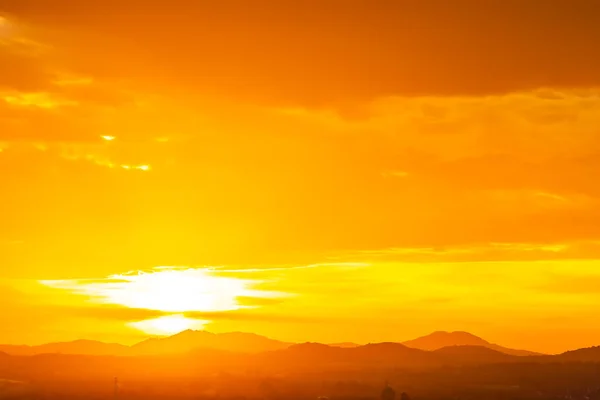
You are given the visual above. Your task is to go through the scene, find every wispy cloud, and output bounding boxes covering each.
[339,241,600,263]
[2,91,77,108]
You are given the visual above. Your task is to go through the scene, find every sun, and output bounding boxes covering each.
[92,268,258,313]
[128,315,208,336]
[44,268,264,313]
[41,267,282,336]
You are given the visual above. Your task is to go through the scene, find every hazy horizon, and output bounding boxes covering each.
[0,328,527,349]
[4,262,600,354]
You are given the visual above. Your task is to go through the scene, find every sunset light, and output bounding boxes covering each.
[129,314,208,336]
[42,268,277,313]
[40,267,285,335]
[4,2,600,383]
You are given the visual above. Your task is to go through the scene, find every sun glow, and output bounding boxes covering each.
[41,268,282,334]
[43,268,273,312]
[128,315,208,336]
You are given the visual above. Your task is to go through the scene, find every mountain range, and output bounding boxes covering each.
[401,331,541,356]
[130,330,291,355]
[0,330,550,360]
[0,330,540,357]
[3,331,600,379]
[3,341,600,380]
[3,337,600,400]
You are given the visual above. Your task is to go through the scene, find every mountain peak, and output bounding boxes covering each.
[288,342,333,351]
[130,330,292,355]
[403,331,489,351]
[0,330,542,358]
[403,331,540,356]
[170,329,212,338]
[430,331,487,339]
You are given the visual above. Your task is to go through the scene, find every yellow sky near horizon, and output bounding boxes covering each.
[3,0,600,354]
[4,259,600,354]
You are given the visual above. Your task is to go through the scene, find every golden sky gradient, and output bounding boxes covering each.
[2,0,600,354]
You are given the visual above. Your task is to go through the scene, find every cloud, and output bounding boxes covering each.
[183,310,327,323]
[235,296,286,307]
[4,2,600,352]
[2,0,600,107]
[0,37,53,92]
[7,259,600,352]
[3,3,600,280]
[341,241,600,264]
[0,14,152,145]
[57,305,169,322]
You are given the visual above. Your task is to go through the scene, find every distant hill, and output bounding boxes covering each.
[265,342,347,363]
[328,342,361,348]
[402,331,541,356]
[130,330,291,355]
[0,330,543,358]
[0,345,33,356]
[553,346,600,362]
[0,331,291,357]
[434,345,518,364]
[2,341,600,380]
[3,347,600,400]
[259,342,439,368]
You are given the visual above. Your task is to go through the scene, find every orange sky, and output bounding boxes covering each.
[2,0,600,354]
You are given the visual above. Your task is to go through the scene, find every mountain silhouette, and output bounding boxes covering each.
[402,331,541,356]
[552,345,600,362]
[0,331,290,356]
[328,342,361,348]
[3,341,600,378]
[130,330,291,355]
[433,345,517,364]
[0,330,542,357]
[259,342,439,368]
[0,345,33,356]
